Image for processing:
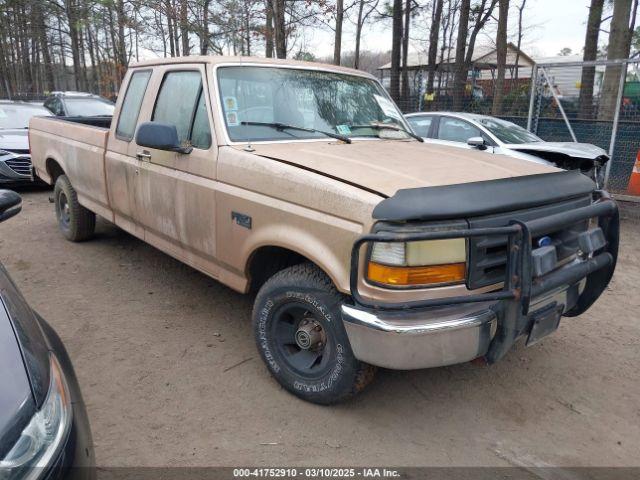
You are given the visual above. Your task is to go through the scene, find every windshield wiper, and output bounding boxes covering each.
[349,123,424,142]
[241,121,352,144]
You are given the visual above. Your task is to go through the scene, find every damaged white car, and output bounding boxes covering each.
[405,112,609,187]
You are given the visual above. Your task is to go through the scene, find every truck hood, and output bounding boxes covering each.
[0,129,29,152]
[502,142,609,160]
[250,140,558,197]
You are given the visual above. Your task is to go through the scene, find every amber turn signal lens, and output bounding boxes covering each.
[367,261,466,286]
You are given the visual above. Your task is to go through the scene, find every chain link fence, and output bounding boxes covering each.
[383,58,640,215]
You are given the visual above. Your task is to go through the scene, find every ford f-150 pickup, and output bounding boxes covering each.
[29,56,619,404]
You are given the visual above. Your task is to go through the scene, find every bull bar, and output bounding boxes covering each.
[344,191,619,366]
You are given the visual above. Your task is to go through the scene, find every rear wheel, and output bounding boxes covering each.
[54,175,95,242]
[252,263,376,404]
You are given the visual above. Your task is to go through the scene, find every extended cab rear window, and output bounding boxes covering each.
[116,70,151,140]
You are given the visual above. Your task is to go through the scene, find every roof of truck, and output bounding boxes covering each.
[129,55,376,79]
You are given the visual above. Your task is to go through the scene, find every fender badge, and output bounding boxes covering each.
[232,211,252,229]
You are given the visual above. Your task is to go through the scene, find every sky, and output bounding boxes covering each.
[303,0,604,60]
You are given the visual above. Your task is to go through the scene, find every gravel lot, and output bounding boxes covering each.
[1,188,639,468]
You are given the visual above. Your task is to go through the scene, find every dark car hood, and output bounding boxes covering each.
[0,261,51,457]
[0,129,29,151]
[0,263,49,406]
[0,295,36,458]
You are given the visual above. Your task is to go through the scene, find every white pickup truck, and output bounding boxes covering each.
[29,56,619,404]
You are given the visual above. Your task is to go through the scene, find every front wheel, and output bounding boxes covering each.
[54,175,96,242]
[252,263,376,404]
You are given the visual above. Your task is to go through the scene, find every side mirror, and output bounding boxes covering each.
[135,122,193,154]
[467,136,487,150]
[0,190,21,223]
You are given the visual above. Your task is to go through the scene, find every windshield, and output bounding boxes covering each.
[217,66,411,142]
[476,116,542,144]
[65,97,115,117]
[0,104,51,129]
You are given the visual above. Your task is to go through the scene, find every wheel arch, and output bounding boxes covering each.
[45,157,65,185]
[245,242,348,295]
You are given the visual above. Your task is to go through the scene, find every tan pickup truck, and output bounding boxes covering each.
[29,57,619,404]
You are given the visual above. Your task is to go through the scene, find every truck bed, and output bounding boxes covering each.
[55,115,112,129]
[30,116,111,149]
[29,115,112,219]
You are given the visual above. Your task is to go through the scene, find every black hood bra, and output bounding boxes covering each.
[372,170,596,222]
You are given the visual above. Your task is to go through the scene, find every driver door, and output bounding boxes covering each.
[430,116,494,152]
[131,63,220,277]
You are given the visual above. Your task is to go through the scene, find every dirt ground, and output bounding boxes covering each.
[1,187,639,468]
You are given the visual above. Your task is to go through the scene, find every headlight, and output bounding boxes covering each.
[0,150,12,157]
[368,237,467,287]
[0,354,72,479]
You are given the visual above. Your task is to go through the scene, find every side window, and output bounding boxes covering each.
[152,70,211,149]
[190,91,212,149]
[44,98,54,114]
[55,99,65,116]
[47,98,64,116]
[116,70,151,140]
[437,117,482,143]
[406,116,433,138]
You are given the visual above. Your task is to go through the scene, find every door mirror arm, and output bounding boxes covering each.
[135,122,193,155]
[173,145,193,155]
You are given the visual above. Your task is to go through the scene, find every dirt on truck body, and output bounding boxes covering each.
[29,56,619,404]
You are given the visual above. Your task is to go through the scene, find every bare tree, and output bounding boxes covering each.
[116,0,128,79]
[265,0,274,57]
[63,0,84,90]
[390,0,403,101]
[599,0,636,120]
[272,0,286,57]
[452,0,470,110]
[438,0,459,95]
[425,0,443,98]
[401,0,411,100]
[465,0,498,68]
[578,0,604,118]
[491,0,509,115]
[33,0,55,91]
[179,0,189,55]
[513,0,526,82]
[334,0,344,65]
[353,0,379,69]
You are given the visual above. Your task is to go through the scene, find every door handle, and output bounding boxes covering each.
[136,151,151,161]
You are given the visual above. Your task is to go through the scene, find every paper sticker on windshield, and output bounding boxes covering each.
[226,111,239,126]
[223,96,238,111]
[374,94,401,119]
[336,124,351,135]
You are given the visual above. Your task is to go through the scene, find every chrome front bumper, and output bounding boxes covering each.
[342,283,582,370]
[342,302,497,370]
